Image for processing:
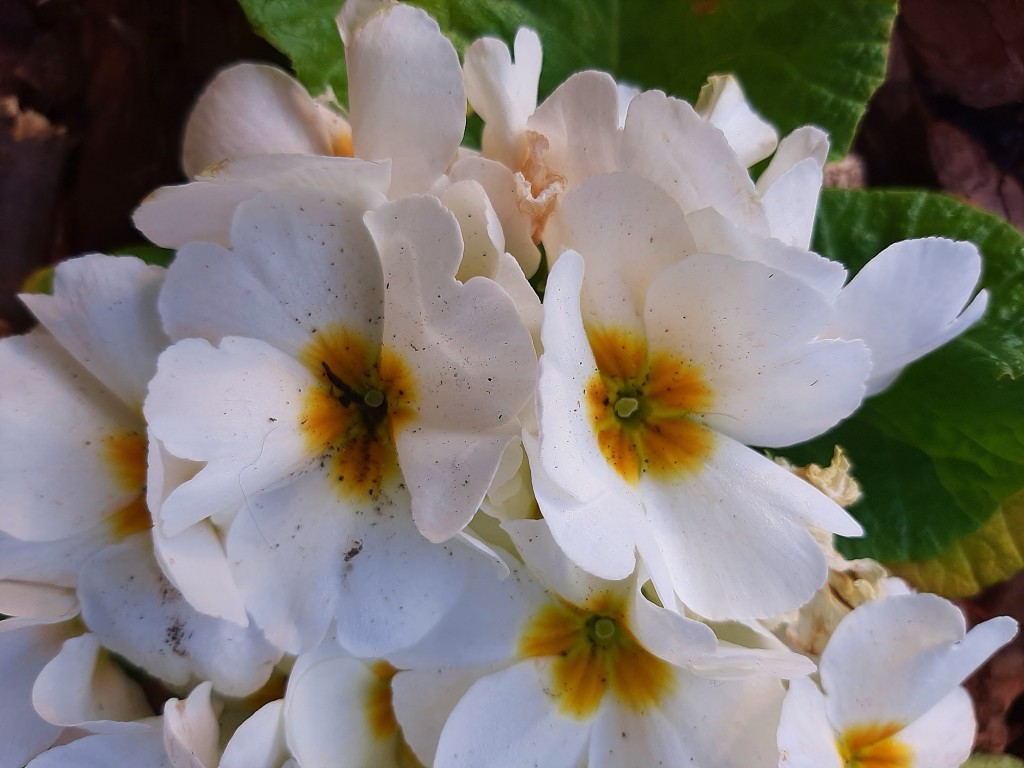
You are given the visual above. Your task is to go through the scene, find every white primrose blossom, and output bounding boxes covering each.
[778,594,1017,768]
[0,257,281,766]
[533,171,872,621]
[145,187,536,656]
[134,0,467,249]
[388,520,807,768]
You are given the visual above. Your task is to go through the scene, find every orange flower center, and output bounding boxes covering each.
[101,431,151,539]
[299,326,416,500]
[518,593,675,719]
[838,722,913,768]
[365,661,426,768]
[584,326,715,485]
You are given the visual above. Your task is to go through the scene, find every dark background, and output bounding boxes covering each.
[1,0,1022,756]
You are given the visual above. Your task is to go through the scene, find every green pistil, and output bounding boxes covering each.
[363,388,385,408]
[586,615,620,647]
[613,397,640,419]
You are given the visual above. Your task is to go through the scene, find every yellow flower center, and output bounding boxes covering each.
[584,326,715,485]
[838,723,913,768]
[365,661,426,768]
[299,326,416,500]
[518,593,675,719]
[101,431,151,539]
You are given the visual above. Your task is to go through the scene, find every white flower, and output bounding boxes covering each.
[458,28,825,258]
[145,188,536,655]
[283,643,423,768]
[825,237,988,395]
[533,172,870,621]
[398,520,797,768]
[777,593,1017,768]
[135,0,466,249]
[0,255,280,700]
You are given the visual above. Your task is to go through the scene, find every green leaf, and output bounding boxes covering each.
[110,244,176,269]
[238,0,350,99]
[615,0,896,158]
[890,489,1024,599]
[235,0,895,157]
[961,755,1024,768]
[783,190,1024,566]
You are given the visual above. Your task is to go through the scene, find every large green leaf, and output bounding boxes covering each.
[236,0,895,157]
[615,0,896,158]
[783,190,1024,565]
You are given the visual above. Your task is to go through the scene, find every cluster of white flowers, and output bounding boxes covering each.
[0,1,1017,767]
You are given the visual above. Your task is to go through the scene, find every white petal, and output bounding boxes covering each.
[449,155,541,276]
[0,619,77,767]
[336,0,391,41]
[439,179,506,282]
[79,534,281,697]
[0,525,113,617]
[182,63,335,177]
[393,665,500,767]
[164,682,218,768]
[827,237,987,395]
[0,331,142,542]
[21,255,167,410]
[686,206,847,300]
[503,518,623,608]
[345,4,464,195]
[587,703,692,768]
[894,687,975,768]
[32,633,150,731]
[145,336,315,535]
[0,579,77,620]
[225,472,353,655]
[622,90,768,235]
[654,672,784,768]
[689,619,816,680]
[760,157,823,249]
[694,75,778,168]
[336,498,504,659]
[26,724,170,768]
[643,253,870,447]
[284,654,395,768]
[158,188,384,355]
[464,28,542,168]
[434,661,591,768]
[133,155,389,249]
[527,71,621,188]
[536,251,616,500]
[637,436,859,621]
[385,553,543,670]
[820,593,1017,730]
[544,172,696,332]
[493,252,543,349]
[615,82,641,129]
[152,521,248,627]
[776,677,843,768]
[626,577,719,669]
[365,195,536,541]
[529,423,641,584]
[756,126,829,192]
[219,700,287,768]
